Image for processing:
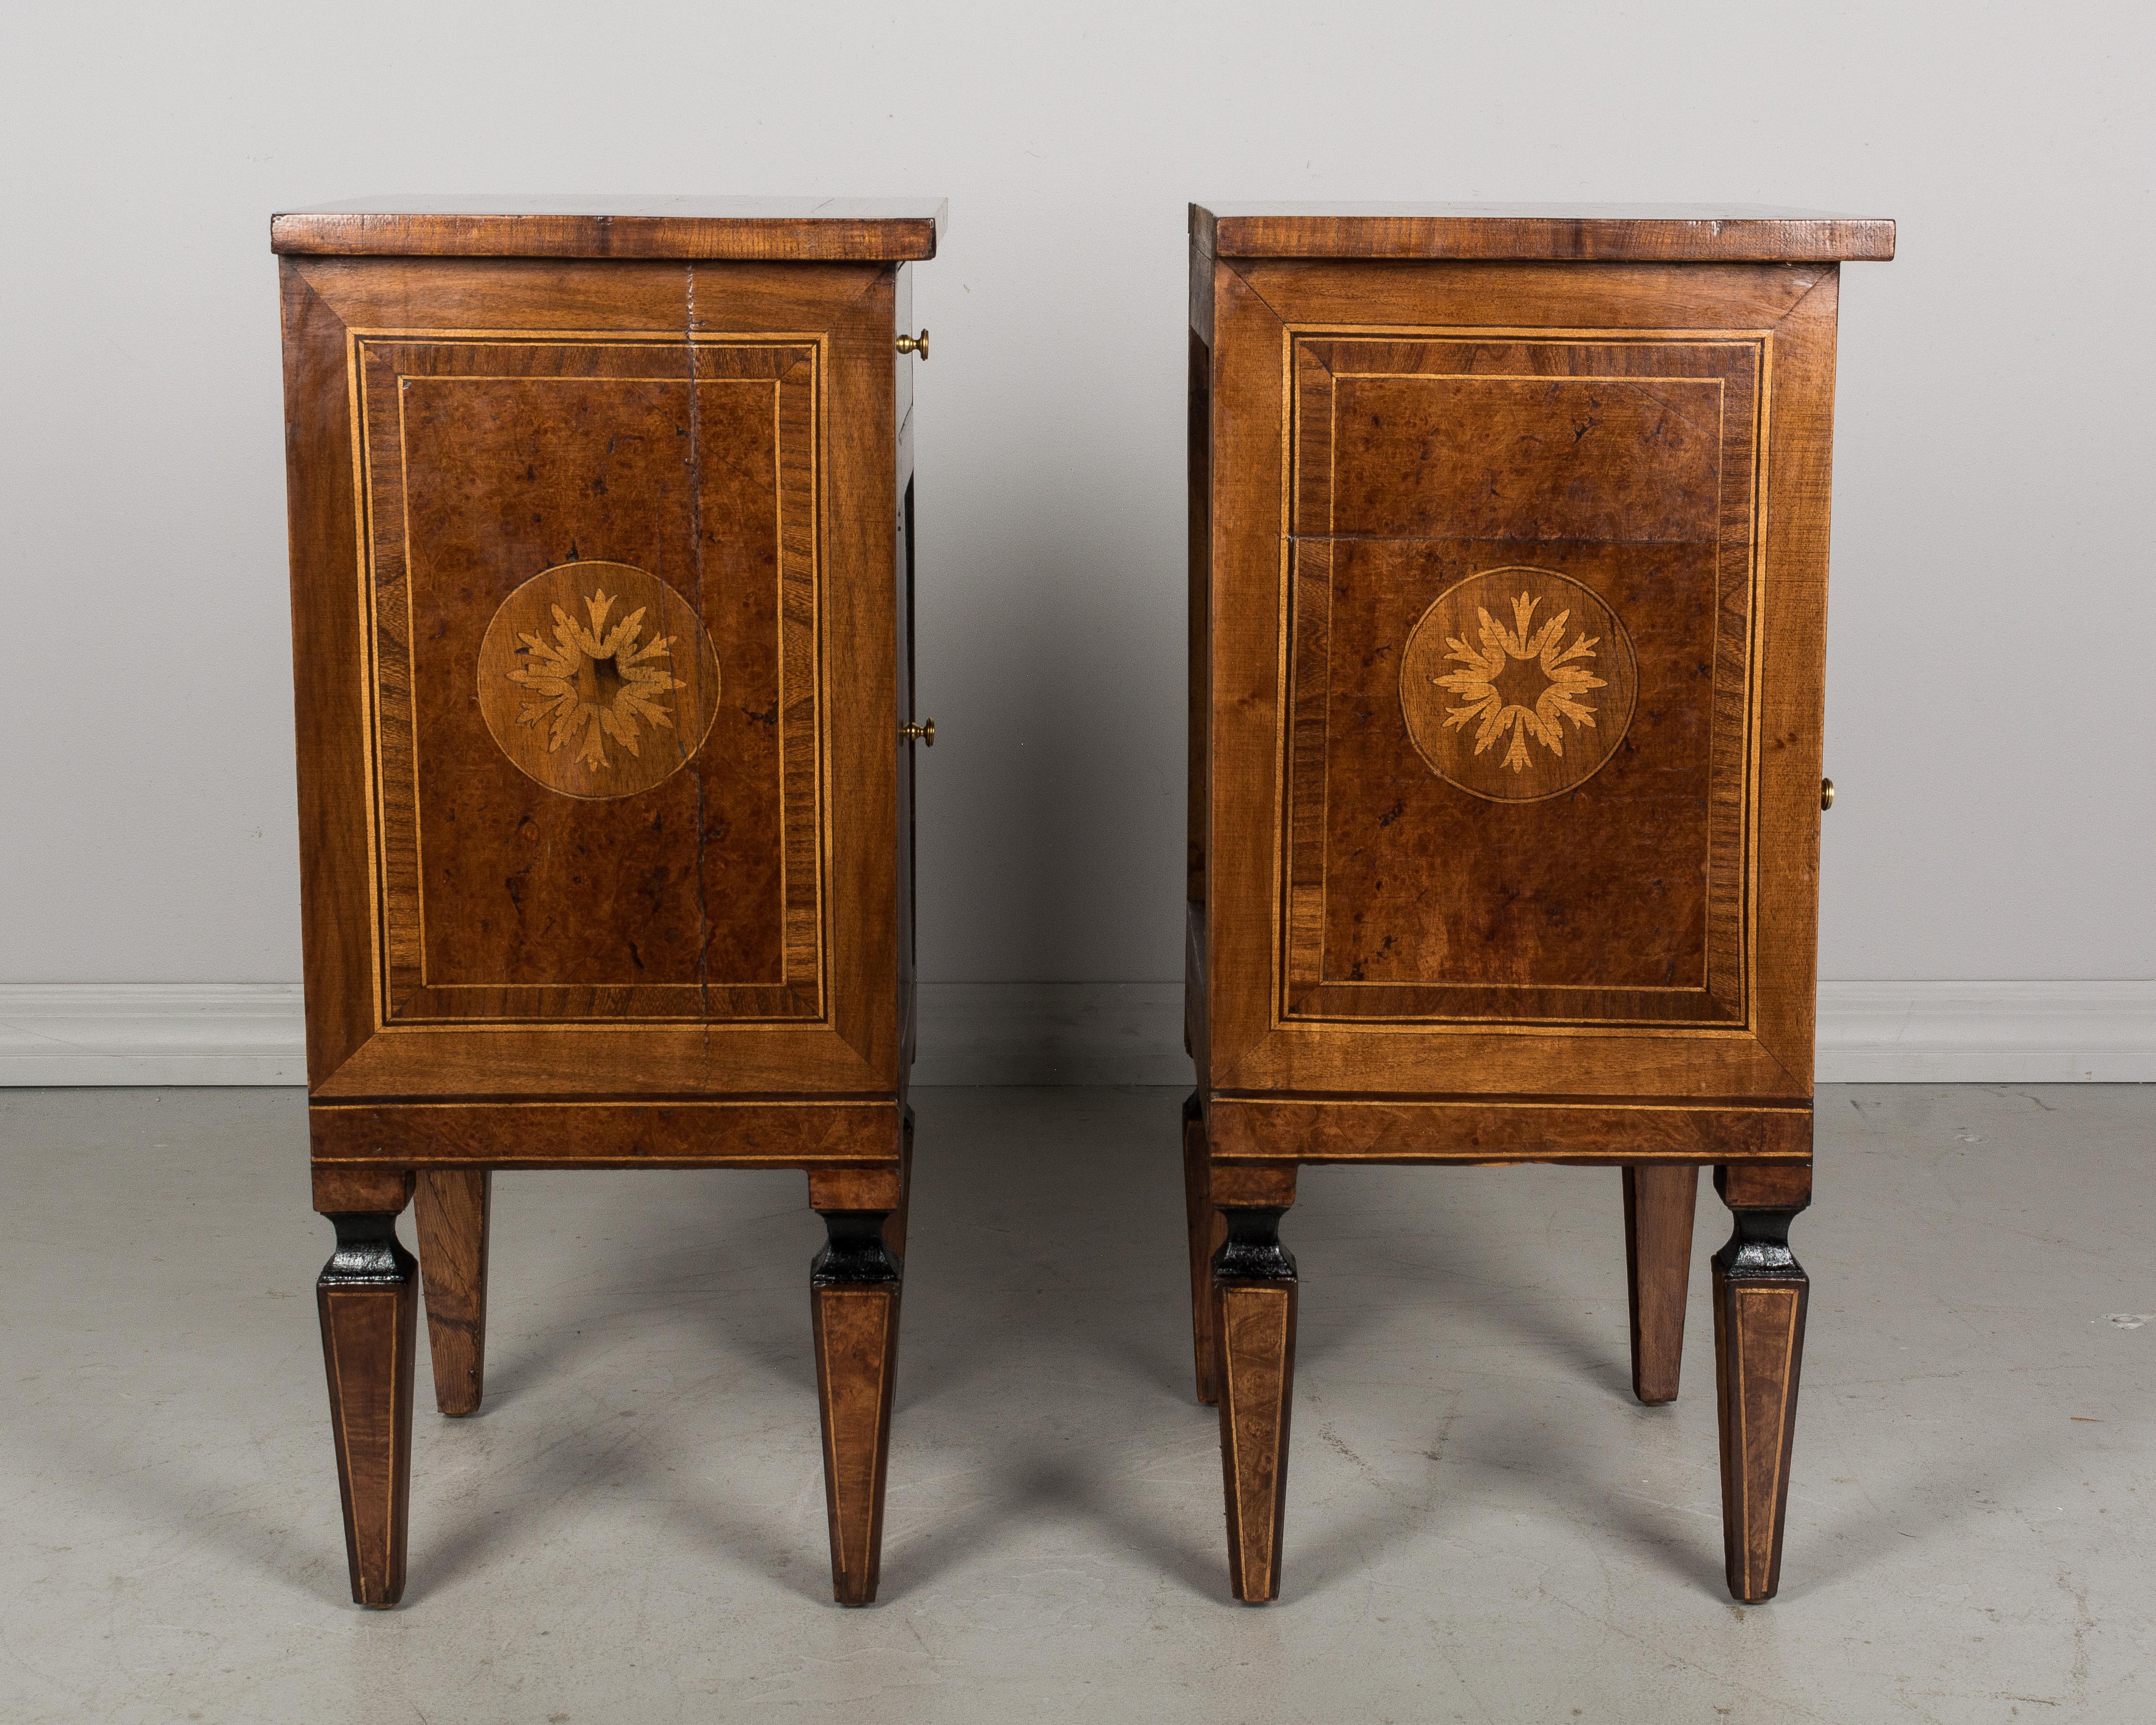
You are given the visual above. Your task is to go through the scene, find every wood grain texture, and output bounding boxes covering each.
[283,210,934,1611]
[1182,1093,1226,1404]
[1189,330,1213,908]
[885,1108,914,1266]
[414,1170,491,1416]
[1195,250,1847,1103]
[312,1163,415,1215]
[810,1211,903,1607]
[1193,202,1893,262]
[281,254,903,1101]
[362,335,816,1023]
[1623,1165,1698,1404]
[1206,1097,1811,1162]
[1711,1201,1810,1603]
[1284,335,1759,1028]
[312,1100,901,1167]
[317,1213,418,1607]
[1215,1272,1296,1604]
[282,265,379,1087]
[1185,226,1875,1604]
[275,197,945,261]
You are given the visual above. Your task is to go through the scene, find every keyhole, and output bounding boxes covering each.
[1496,656,1547,713]
[577,653,626,705]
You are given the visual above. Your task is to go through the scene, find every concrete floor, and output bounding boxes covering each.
[0,1085,2149,1724]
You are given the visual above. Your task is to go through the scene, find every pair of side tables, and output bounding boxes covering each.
[274,197,1893,1610]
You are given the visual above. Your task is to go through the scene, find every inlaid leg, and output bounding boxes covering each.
[1213,1204,1298,1603]
[1711,1163,1812,1603]
[810,1210,903,1606]
[1182,1093,1227,1404]
[414,1169,491,1416]
[1622,1164,1698,1405]
[317,1207,419,1607]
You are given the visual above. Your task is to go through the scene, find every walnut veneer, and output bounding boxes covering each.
[1182,201,1892,1604]
[276,197,943,1607]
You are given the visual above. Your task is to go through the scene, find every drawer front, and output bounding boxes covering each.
[282,258,901,1097]
[1201,258,1840,1100]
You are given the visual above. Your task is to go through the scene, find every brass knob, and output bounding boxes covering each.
[1821,777,1835,810]
[901,719,935,747]
[896,329,929,359]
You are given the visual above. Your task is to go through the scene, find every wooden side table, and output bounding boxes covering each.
[274,197,943,1607]
[1182,202,1893,1603]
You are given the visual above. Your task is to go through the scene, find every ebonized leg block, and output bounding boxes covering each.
[414,1169,491,1417]
[1212,1205,1297,1604]
[1622,1164,1698,1405]
[810,1210,903,1606]
[1182,1093,1227,1404]
[317,1211,419,1607]
[1711,1167,1811,1602]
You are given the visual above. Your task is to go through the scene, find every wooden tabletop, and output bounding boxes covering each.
[271,197,948,261]
[1191,202,1894,263]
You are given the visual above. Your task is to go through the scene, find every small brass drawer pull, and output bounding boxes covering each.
[896,329,930,359]
[901,719,936,747]
[1821,777,1835,810]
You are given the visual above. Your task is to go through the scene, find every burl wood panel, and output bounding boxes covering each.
[1287,338,1761,1029]
[1198,255,1842,1101]
[282,256,902,1099]
[357,334,819,1024]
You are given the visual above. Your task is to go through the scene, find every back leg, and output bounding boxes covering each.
[1622,1165,1698,1405]
[414,1170,491,1417]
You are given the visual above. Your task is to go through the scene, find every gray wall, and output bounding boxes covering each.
[3,1,2149,990]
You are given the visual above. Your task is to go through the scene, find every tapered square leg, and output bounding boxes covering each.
[810,1210,902,1606]
[1711,1163,1812,1602]
[1182,1093,1227,1404]
[317,1209,419,1607]
[1622,1164,1698,1405]
[1212,1205,1297,1603]
[414,1169,491,1416]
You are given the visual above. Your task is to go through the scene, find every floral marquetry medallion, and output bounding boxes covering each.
[476,561,722,800]
[1398,567,1639,803]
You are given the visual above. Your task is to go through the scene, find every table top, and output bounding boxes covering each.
[1190,202,1894,262]
[271,197,948,261]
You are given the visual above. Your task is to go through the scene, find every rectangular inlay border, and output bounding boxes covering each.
[348,329,828,1028]
[1274,327,1770,1033]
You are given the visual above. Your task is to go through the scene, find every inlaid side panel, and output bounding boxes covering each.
[1283,335,1763,1029]
[354,334,823,1024]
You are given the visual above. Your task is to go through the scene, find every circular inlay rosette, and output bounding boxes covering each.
[1398,566,1638,803]
[476,561,721,800]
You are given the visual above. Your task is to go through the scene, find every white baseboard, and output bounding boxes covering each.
[1811,980,2156,1082]
[1,980,2149,1088]
[0,984,308,1086]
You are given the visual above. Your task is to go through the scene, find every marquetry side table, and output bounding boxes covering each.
[1182,202,1893,1603]
[275,197,943,1607]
